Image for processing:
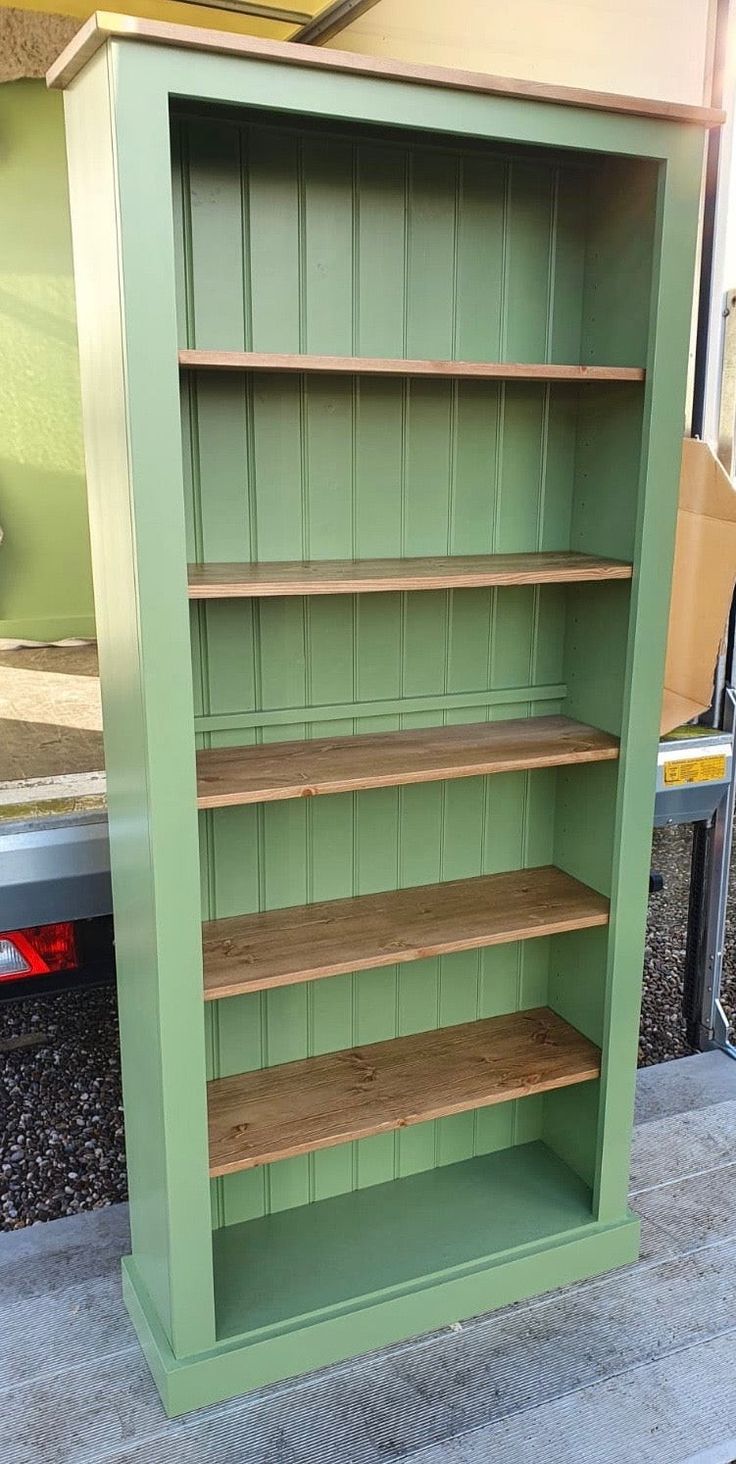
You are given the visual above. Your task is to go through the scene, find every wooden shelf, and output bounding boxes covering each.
[196,714,619,810]
[207,1006,600,1176]
[187,551,633,599]
[202,864,609,1000]
[179,349,645,382]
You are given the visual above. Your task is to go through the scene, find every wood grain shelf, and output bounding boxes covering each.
[202,864,609,1000]
[187,551,633,599]
[196,714,619,809]
[207,1006,601,1176]
[179,349,645,381]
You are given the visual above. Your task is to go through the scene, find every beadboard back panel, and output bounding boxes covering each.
[170,109,642,1225]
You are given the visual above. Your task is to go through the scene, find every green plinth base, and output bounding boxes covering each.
[122,1144,640,1417]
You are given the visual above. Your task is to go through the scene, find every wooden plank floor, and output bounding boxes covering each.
[187,551,633,598]
[179,349,645,382]
[195,715,619,808]
[202,865,609,999]
[207,1007,600,1177]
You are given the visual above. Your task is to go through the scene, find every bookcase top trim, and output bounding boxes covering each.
[47,10,725,129]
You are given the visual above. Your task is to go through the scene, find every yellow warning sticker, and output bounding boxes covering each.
[663,755,727,786]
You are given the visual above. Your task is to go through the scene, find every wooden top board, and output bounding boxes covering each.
[207,1005,601,1175]
[179,351,645,381]
[196,714,619,809]
[46,14,725,129]
[202,863,610,999]
[188,551,633,598]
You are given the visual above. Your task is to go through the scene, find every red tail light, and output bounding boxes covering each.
[0,922,78,982]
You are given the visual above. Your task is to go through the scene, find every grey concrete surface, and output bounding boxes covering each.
[633,1048,736,1122]
[1,1052,735,1464]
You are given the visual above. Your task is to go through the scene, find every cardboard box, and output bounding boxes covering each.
[662,438,736,733]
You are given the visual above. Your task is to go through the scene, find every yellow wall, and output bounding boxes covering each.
[330,0,717,107]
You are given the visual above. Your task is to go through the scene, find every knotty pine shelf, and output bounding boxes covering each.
[207,1006,601,1177]
[202,865,609,999]
[179,349,645,381]
[188,551,633,599]
[195,714,619,808]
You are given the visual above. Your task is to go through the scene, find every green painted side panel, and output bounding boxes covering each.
[63,51,216,1360]
[63,31,705,1413]
[590,133,704,1220]
[549,144,703,1207]
[0,81,94,642]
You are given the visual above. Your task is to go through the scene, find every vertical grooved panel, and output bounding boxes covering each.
[505,160,555,361]
[170,107,650,1226]
[187,118,246,352]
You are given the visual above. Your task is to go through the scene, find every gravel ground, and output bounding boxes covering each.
[1,826,735,1228]
[641,823,736,1066]
[0,986,126,1230]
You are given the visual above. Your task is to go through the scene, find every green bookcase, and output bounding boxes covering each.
[50,16,716,1415]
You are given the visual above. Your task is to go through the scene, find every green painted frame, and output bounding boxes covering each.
[57,24,705,1413]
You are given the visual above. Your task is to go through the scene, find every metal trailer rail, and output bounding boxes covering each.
[0,809,110,930]
[679,250,736,1063]
[656,694,736,1059]
[0,766,110,931]
[0,768,112,997]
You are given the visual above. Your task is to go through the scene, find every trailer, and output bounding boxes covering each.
[0,644,111,996]
[0,3,734,1055]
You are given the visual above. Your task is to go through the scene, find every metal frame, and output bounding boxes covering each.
[684,691,736,1058]
[0,812,111,929]
[656,697,736,1057]
[295,0,381,42]
[681,693,736,1059]
[182,0,312,20]
[678,199,736,1056]
[162,0,382,36]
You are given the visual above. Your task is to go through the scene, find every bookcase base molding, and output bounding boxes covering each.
[122,1151,640,1417]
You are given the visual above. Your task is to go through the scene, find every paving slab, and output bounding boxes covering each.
[7,1237,732,1464]
[407,1331,736,1464]
[1,1052,734,1464]
[634,1050,736,1123]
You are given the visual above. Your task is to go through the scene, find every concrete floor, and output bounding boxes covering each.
[1,1050,735,1464]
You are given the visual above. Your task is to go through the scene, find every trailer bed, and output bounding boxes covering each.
[0,644,109,930]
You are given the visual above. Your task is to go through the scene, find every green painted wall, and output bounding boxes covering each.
[0,80,94,642]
